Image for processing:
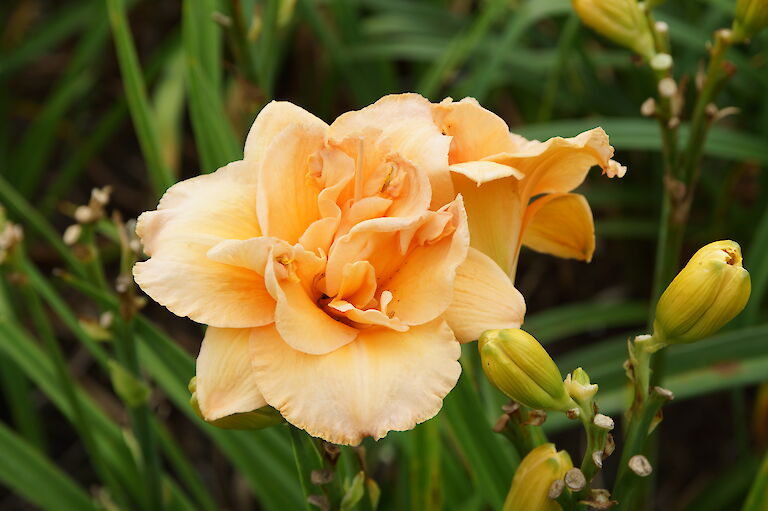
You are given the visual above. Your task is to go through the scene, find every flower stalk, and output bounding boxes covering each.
[493,402,548,456]
[651,27,736,306]
[110,212,164,511]
[612,387,674,508]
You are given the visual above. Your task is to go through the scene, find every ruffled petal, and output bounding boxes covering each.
[326,298,408,331]
[522,193,595,262]
[449,161,524,185]
[433,97,521,163]
[133,257,274,328]
[334,260,377,308]
[486,128,625,198]
[250,320,461,445]
[264,251,358,355]
[329,94,454,208]
[244,101,328,162]
[257,123,327,244]
[324,214,424,298]
[196,327,266,421]
[443,248,525,343]
[382,198,470,325]
[136,160,260,257]
[133,160,274,327]
[206,236,285,274]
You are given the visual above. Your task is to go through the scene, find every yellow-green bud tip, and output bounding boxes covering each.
[654,240,751,345]
[564,367,599,407]
[479,329,575,412]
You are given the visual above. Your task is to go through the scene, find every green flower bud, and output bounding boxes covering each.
[479,329,575,411]
[188,377,283,430]
[564,367,599,408]
[733,0,768,41]
[572,0,656,60]
[503,443,573,511]
[654,240,751,344]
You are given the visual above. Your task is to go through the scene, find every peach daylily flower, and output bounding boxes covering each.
[133,94,524,445]
[432,97,626,282]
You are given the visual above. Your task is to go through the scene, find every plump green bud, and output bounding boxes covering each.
[654,240,751,345]
[572,0,656,60]
[188,377,283,430]
[503,443,573,511]
[479,329,575,412]
[564,367,599,408]
[733,0,768,41]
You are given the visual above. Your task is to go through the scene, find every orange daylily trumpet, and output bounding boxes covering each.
[133,94,623,445]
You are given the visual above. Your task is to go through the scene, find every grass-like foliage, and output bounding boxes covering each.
[1,0,767,510]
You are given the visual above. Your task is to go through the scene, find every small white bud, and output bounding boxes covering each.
[74,205,95,224]
[63,224,82,246]
[640,97,657,117]
[593,414,615,430]
[628,455,653,477]
[565,468,586,491]
[650,53,673,71]
[99,311,114,329]
[548,479,565,500]
[658,77,677,98]
[91,186,112,206]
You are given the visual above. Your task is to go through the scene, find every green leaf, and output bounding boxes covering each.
[742,207,768,325]
[524,301,647,344]
[464,0,572,101]
[547,325,768,432]
[0,2,92,77]
[105,0,175,196]
[742,450,768,511]
[0,318,214,510]
[296,0,377,105]
[417,0,508,99]
[442,350,519,509]
[0,422,100,511]
[151,44,186,175]
[404,418,442,511]
[182,0,241,171]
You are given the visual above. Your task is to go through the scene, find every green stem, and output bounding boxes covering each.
[578,415,608,488]
[627,335,665,415]
[497,405,547,456]
[612,388,672,509]
[110,216,164,511]
[680,30,733,185]
[650,28,734,308]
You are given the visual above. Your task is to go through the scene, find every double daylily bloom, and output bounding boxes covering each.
[133,94,624,445]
